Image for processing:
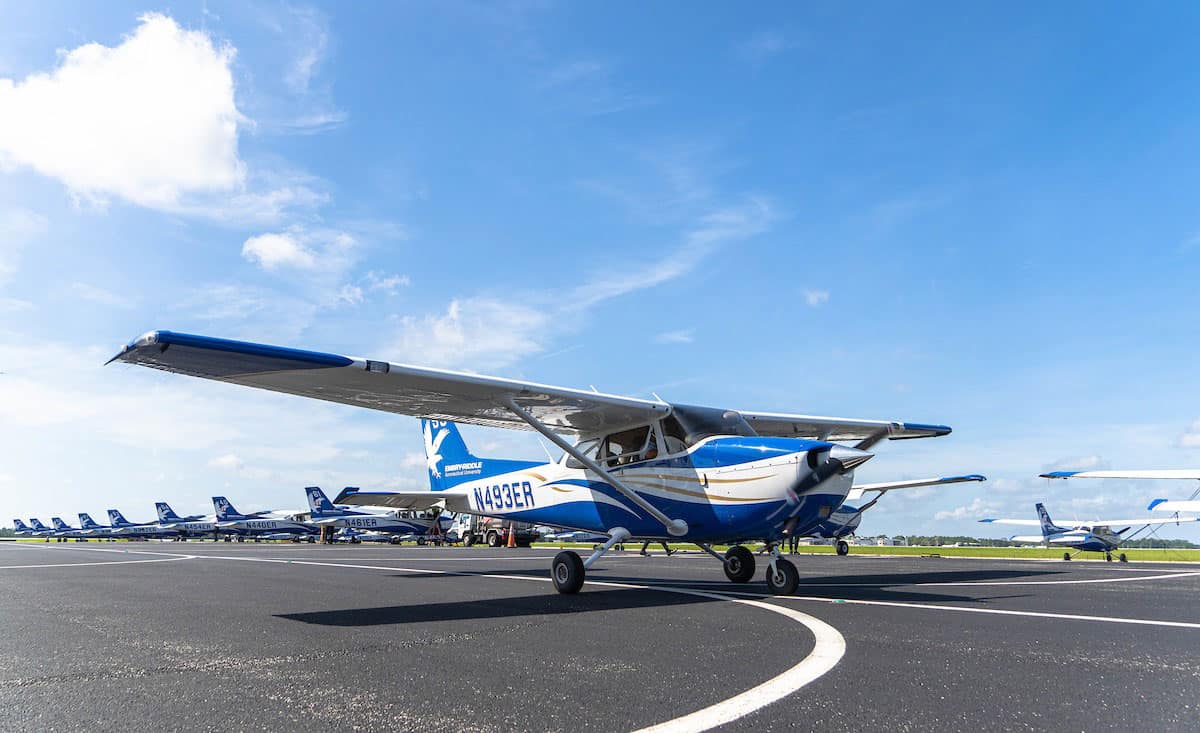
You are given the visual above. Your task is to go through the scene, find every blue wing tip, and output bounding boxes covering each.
[978,518,996,523]
[1039,471,1078,479]
[1147,498,1166,510]
[901,422,952,436]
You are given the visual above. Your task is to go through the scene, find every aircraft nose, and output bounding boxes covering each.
[829,444,874,471]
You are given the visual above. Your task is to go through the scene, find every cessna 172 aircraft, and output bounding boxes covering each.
[810,474,986,555]
[980,502,1197,561]
[11,519,37,538]
[111,330,954,595]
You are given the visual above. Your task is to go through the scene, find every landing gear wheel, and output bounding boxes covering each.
[1119,553,1128,563]
[723,546,755,583]
[487,531,501,547]
[1105,553,1113,562]
[1063,552,1071,561]
[552,551,585,594]
[390,536,401,545]
[766,558,799,595]
[463,533,475,547]
[835,540,850,556]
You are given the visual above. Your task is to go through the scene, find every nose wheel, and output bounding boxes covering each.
[835,540,850,556]
[766,556,799,595]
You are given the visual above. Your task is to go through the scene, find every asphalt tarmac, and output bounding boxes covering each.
[1,541,1197,732]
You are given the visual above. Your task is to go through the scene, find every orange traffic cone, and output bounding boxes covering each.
[506,521,517,548]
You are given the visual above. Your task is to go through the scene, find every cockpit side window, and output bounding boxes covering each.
[564,438,601,469]
[602,425,652,467]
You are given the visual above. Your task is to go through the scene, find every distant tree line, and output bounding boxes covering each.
[895,534,1198,549]
[0,528,14,538]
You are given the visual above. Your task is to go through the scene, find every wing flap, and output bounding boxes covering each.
[110,330,668,434]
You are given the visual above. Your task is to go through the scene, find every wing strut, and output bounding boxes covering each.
[503,398,689,537]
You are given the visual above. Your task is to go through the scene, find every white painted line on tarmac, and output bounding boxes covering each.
[61,548,844,733]
[796,570,1200,587]
[775,594,1200,630]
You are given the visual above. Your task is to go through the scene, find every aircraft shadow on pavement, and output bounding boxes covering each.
[276,588,720,626]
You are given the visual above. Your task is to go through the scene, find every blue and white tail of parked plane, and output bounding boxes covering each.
[111,328,956,595]
[981,501,1198,561]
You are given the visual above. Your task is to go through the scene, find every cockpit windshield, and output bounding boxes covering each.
[668,404,757,446]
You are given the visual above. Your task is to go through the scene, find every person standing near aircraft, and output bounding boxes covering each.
[639,540,673,556]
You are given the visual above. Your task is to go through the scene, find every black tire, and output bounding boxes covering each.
[1063,552,1071,561]
[1119,553,1128,563]
[723,546,755,583]
[835,540,850,556]
[350,537,361,544]
[389,536,401,545]
[486,532,501,547]
[463,533,475,547]
[766,558,800,595]
[1105,553,1112,562]
[552,551,585,594]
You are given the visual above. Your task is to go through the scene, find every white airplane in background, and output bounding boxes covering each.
[1041,468,1200,516]
[110,329,955,595]
[809,474,987,555]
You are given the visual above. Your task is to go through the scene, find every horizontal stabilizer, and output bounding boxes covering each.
[332,487,451,510]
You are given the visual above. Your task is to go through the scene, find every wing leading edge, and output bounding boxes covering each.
[845,474,986,502]
[109,330,952,440]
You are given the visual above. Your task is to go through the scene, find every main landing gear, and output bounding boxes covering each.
[722,545,755,583]
[835,540,850,556]
[551,527,631,594]
[1104,552,1129,562]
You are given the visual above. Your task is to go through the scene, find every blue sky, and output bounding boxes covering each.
[2,2,1199,538]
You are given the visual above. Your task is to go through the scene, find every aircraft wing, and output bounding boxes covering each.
[332,488,448,510]
[1041,470,1200,480]
[1008,534,1047,544]
[846,474,985,501]
[109,330,668,434]
[1148,499,1200,513]
[739,411,951,442]
[1091,516,1200,527]
[978,518,1043,526]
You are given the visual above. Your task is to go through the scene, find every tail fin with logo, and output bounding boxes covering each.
[79,513,101,529]
[212,496,242,521]
[421,419,542,491]
[51,517,69,530]
[13,519,30,531]
[156,502,182,523]
[30,518,49,531]
[306,487,343,517]
[107,510,132,527]
[1036,503,1067,537]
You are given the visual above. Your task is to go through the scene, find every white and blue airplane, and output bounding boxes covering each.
[11,519,37,538]
[212,496,317,538]
[50,517,88,539]
[106,509,175,539]
[110,329,954,595]
[809,474,987,555]
[77,512,119,539]
[980,502,1197,561]
[306,486,451,537]
[27,518,56,538]
[155,502,219,539]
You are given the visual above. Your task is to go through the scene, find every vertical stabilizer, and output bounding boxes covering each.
[305,487,342,517]
[421,419,541,490]
[1036,503,1067,537]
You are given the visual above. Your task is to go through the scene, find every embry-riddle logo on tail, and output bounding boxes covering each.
[424,421,450,478]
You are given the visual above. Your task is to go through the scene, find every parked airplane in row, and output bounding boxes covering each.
[809,474,987,555]
[980,502,1197,561]
[112,329,957,595]
[212,496,317,539]
[305,486,450,537]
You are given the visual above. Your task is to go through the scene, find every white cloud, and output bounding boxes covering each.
[934,498,1001,521]
[734,31,797,63]
[1041,455,1108,473]
[1178,420,1200,448]
[656,329,694,344]
[0,207,47,285]
[803,289,829,307]
[68,282,133,308]
[364,271,410,294]
[242,232,317,270]
[209,453,244,471]
[0,14,244,209]
[389,298,549,369]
